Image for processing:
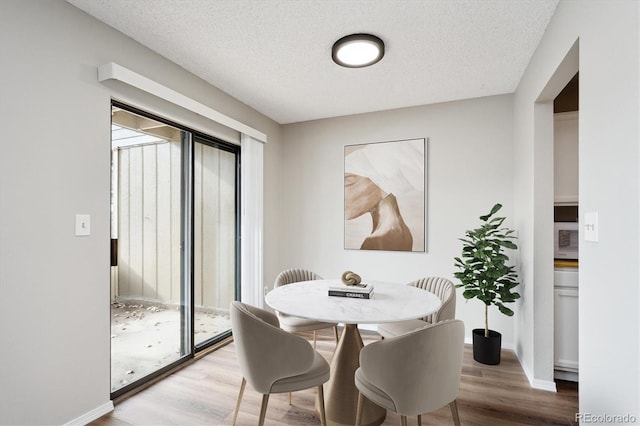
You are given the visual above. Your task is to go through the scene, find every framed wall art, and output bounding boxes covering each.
[344,138,426,252]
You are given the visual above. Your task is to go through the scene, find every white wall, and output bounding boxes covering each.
[513,0,639,417]
[278,95,518,342]
[0,1,281,424]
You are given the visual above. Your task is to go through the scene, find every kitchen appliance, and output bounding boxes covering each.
[554,221,579,260]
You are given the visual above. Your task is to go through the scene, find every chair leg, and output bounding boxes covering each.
[333,325,339,344]
[231,377,246,426]
[401,415,408,426]
[450,400,461,426]
[288,391,292,405]
[313,330,317,349]
[317,385,327,426]
[258,394,270,426]
[417,414,422,426]
[355,392,364,426]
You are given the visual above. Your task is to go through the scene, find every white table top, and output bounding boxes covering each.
[265,279,441,324]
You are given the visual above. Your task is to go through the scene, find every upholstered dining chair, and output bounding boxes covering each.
[377,276,456,339]
[355,319,465,426]
[274,268,340,348]
[230,301,329,426]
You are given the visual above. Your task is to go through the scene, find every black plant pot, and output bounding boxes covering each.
[472,328,502,365]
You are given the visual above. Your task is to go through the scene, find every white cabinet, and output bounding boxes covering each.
[554,268,578,381]
[554,112,579,204]
[554,287,579,370]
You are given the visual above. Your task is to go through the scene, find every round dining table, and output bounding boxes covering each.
[265,279,442,426]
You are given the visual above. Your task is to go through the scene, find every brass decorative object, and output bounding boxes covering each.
[341,271,362,286]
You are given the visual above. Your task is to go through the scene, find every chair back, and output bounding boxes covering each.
[410,277,456,323]
[359,319,465,416]
[230,301,315,393]
[274,268,322,287]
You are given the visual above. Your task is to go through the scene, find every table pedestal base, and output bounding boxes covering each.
[316,324,385,426]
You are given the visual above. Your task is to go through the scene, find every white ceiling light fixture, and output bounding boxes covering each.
[332,33,385,68]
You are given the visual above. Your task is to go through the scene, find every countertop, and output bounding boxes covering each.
[554,259,578,268]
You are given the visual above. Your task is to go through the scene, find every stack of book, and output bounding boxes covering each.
[328,282,374,299]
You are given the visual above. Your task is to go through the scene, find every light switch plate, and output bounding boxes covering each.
[584,211,598,242]
[75,214,91,236]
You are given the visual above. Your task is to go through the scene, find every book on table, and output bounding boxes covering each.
[328,282,374,299]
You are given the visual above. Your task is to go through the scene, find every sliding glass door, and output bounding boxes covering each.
[110,103,239,397]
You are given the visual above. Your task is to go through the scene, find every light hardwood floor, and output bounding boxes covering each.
[91,328,578,426]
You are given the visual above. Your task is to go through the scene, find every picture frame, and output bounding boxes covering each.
[344,138,426,252]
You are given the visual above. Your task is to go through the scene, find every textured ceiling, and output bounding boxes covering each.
[67,0,559,124]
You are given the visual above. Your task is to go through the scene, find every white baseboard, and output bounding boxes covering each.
[554,369,578,382]
[64,401,114,426]
[530,378,558,392]
[514,351,558,392]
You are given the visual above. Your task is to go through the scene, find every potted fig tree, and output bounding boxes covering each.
[454,203,520,365]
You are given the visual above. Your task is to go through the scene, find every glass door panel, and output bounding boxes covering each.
[193,138,238,348]
[110,107,187,395]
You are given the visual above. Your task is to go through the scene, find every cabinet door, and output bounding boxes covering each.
[554,287,579,371]
[554,112,579,203]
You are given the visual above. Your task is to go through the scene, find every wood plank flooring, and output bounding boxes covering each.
[91,329,578,426]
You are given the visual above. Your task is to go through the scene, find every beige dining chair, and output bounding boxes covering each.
[273,268,340,348]
[230,301,329,426]
[377,276,456,339]
[355,319,465,426]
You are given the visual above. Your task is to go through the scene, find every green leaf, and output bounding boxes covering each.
[480,203,502,221]
[500,240,518,249]
[498,305,514,316]
[462,290,477,300]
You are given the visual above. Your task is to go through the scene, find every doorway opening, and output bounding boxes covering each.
[553,73,579,383]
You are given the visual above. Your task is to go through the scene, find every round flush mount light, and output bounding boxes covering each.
[332,33,385,68]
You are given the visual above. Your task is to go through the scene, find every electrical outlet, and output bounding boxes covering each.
[264,286,269,296]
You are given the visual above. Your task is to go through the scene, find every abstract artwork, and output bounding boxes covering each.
[344,138,426,252]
